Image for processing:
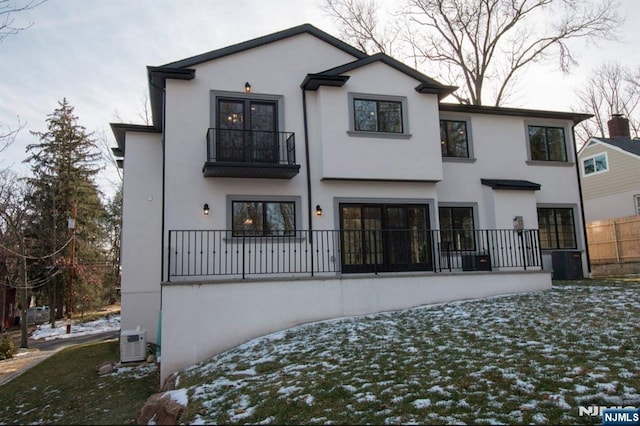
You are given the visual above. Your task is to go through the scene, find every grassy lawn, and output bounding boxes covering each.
[175,277,640,425]
[0,340,157,425]
[0,278,638,425]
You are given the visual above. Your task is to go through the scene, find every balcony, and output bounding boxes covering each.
[167,228,542,281]
[203,128,300,179]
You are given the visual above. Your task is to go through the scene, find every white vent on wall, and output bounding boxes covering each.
[120,327,147,362]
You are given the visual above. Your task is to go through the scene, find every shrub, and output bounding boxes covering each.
[0,333,16,360]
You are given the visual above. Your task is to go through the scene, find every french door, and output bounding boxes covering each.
[340,204,433,273]
[216,98,278,163]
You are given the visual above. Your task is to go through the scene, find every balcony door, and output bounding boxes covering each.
[340,204,433,273]
[217,98,278,163]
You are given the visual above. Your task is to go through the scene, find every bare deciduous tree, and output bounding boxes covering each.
[323,0,621,106]
[574,63,640,146]
[0,0,46,42]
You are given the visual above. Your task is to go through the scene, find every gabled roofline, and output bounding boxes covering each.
[147,67,196,130]
[580,136,640,161]
[302,53,457,99]
[439,103,592,124]
[163,23,367,69]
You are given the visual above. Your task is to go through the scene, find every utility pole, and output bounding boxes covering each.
[20,236,28,348]
[66,202,76,334]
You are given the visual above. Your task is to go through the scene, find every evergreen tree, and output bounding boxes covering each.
[23,99,107,323]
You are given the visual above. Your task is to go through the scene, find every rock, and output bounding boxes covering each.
[97,363,114,375]
[136,392,185,425]
[161,371,180,392]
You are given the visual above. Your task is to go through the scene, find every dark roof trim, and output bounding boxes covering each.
[308,53,456,99]
[109,122,160,156]
[148,67,196,130]
[589,136,640,157]
[301,74,350,90]
[439,103,592,124]
[163,23,367,69]
[481,179,541,191]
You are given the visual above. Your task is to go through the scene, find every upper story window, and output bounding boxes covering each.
[348,93,410,139]
[582,152,608,176]
[635,195,640,215]
[354,99,403,133]
[232,200,296,237]
[440,120,469,158]
[528,125,567,162]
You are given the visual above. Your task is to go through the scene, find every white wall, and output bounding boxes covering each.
[160,270,551,383]
[120,132,163,341]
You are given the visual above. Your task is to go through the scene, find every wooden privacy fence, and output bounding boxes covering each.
[586,215,640,265]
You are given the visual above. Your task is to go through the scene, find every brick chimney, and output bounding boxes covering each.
[607,114,630,138]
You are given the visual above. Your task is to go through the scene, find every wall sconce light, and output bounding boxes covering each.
[203,203,210,216]
[315,205,323,216]
[244,82,251,93]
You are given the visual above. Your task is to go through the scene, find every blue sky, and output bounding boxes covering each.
[1,0,639,197]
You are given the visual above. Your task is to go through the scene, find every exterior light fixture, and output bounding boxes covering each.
[315,205,323,216]
[244,82,251,93]
[203,203,210,216]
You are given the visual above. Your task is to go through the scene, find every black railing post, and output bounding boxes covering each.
[242,231,246,279]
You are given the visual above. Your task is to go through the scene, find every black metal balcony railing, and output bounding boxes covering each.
[203,128,299,178]
[167,229,542,281]
[206,128,296,165]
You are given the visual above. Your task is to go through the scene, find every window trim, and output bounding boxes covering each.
[536,205,578,250]
[525,122,571,164]
[439,116,474,160]
[347,92,411,139]
[635,194,640,215]
[581,151,609,177]
[226,195,302,239]
[210,90,285,130]
[437,203,479,251]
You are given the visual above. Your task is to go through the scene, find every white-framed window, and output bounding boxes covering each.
[348,93,410,139]
[635,194,640,215]
[582,152,609,176]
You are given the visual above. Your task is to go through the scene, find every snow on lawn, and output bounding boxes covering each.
[30,315,121,341]
[174,282,640,424]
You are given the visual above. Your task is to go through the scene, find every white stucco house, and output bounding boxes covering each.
[111,24,591,384]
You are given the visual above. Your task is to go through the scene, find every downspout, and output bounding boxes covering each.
[572,124,592,277]
[301,88,314,276]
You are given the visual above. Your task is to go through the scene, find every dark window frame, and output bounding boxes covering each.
[231,200,296,237]
[528,125,568,162]
[353,98,404,133]
[440,119,470,158]
[438,206,476,251]
[537,207,577,250]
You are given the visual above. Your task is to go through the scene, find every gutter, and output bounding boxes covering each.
[572,123,592,277]
[301,88,314,276]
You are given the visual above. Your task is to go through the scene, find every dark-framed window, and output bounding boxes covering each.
[438,206,475,250]
[440,120,469,158]
[232,201,295,237]
[582,152,608,176]
[528,126,567,162]
[537,208,576,249]
[354,98,403,133]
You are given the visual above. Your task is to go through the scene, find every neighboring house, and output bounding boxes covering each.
[577,115,640,222]
[111,24,591,383]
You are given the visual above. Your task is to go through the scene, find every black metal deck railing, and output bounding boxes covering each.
[167,229,542,281]
[206,128,296,164]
